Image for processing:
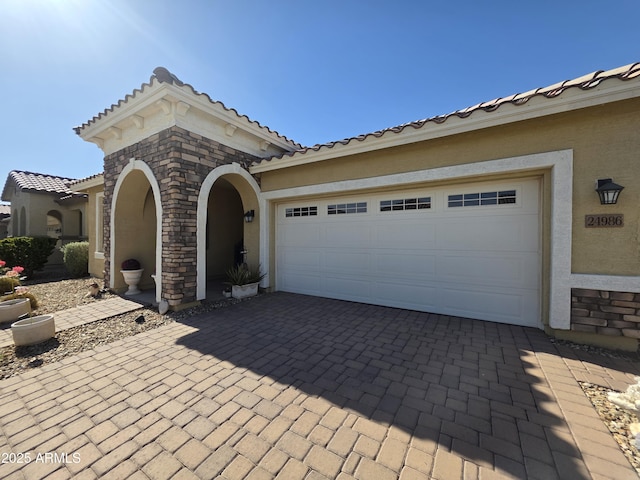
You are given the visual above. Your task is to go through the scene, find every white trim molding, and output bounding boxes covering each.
[263,149,574,330]
[111,158,163,303]
[196,163,262,300]
[94,192,105,260]
[571,274,640,293]
[251,77,639,174]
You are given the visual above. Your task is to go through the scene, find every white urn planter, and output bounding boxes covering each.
[121,269,144,296]
[231,282,259,299]
[0,298,31,324]
[11,314,55,346]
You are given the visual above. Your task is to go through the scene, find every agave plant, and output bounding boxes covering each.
[226,264,266,286]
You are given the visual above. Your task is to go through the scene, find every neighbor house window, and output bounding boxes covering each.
[380,197,431,212]
[285,206,318,217]
[448,190,517,207]
[328,202,367,215]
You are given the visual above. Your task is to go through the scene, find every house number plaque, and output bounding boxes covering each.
[585,214,624,228]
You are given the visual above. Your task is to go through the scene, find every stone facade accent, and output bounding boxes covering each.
[571,288,640,338]
[103,125,260,306]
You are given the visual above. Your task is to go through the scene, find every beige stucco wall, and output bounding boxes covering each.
[82,184,105,279]
[260,99,640,279]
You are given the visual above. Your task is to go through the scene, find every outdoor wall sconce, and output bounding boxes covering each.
[595,178,624,205]
[244,210,255,223]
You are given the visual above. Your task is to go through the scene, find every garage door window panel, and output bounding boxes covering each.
[285,206,317,218]
[328,202,367,215]
[380,197,431,212]
[448,190,517,208]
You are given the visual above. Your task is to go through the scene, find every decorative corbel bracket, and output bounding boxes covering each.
[157,98,172,115]
[107,126,122,139]
[88,137,104,149]
[131,115,144,129]
[225,124,238,137]
[176,101,190,117]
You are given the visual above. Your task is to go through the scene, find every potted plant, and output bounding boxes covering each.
[225,264,266,299]
[2,279,51,346]
[120,258,143,296]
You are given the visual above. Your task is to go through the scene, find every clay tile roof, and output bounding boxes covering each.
[0,204,10,217]
[74,67,301,149]
[1,170,89,203]
[257,62,640,165]
[8,170,77,195]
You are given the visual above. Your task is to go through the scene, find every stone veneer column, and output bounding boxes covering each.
[103,125,260,307]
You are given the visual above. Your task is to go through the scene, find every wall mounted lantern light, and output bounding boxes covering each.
[244,210,255,223]
[595,178,624,205]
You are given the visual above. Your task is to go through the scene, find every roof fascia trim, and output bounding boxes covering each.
[78,81,297,153]
[73,175,104,191]
[251,79,639,174]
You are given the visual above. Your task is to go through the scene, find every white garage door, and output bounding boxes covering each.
[276,178,541,327]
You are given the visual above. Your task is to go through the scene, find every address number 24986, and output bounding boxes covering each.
[585,214,624,228]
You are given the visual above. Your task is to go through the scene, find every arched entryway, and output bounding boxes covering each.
[197,164,261,300]
[111,159,162,302]
[19,207,26,236]
[46,209,64,265]
[46,210,63,239]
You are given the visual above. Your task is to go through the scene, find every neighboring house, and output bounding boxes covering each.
[74,63,640,350]
[1,170,88,265]
[0,204,10,239]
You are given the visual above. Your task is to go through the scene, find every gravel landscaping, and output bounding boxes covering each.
[0,273,639,474]
[0,274,245,379]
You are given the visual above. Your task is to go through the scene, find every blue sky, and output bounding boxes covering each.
[1,0,638,197]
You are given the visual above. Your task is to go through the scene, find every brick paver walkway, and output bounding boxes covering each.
[1,292,639,479]
[0,297,146,348]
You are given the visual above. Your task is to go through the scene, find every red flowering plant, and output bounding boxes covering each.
[0,259,27,295]
[0,260,25,278]
[0,259,38,309]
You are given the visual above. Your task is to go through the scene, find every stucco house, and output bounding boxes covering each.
[0,204,10,239]
[74,63,640,350]
[1,171,88,264]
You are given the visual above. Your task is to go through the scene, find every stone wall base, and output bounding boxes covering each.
[568,288,640,351]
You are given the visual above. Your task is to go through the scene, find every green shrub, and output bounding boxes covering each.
[0,276,20,295]
[0,237,58,277]
[0,292,38,310]
[62,241,89,278]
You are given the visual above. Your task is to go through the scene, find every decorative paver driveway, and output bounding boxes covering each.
[1,293,638,479]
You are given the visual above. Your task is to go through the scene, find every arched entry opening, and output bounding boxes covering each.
[46,210,63,238]
[19,207,26,236]
[111,161,161,300]
[205,178,244,283]
[197,164,261,300]
[12,209,18,237]
[46,210,64,264]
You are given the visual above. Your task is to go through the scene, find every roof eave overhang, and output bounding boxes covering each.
[55,194,88,206]
[77,80,298,158]
[250,78,640,174]
[72,175,104,191]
